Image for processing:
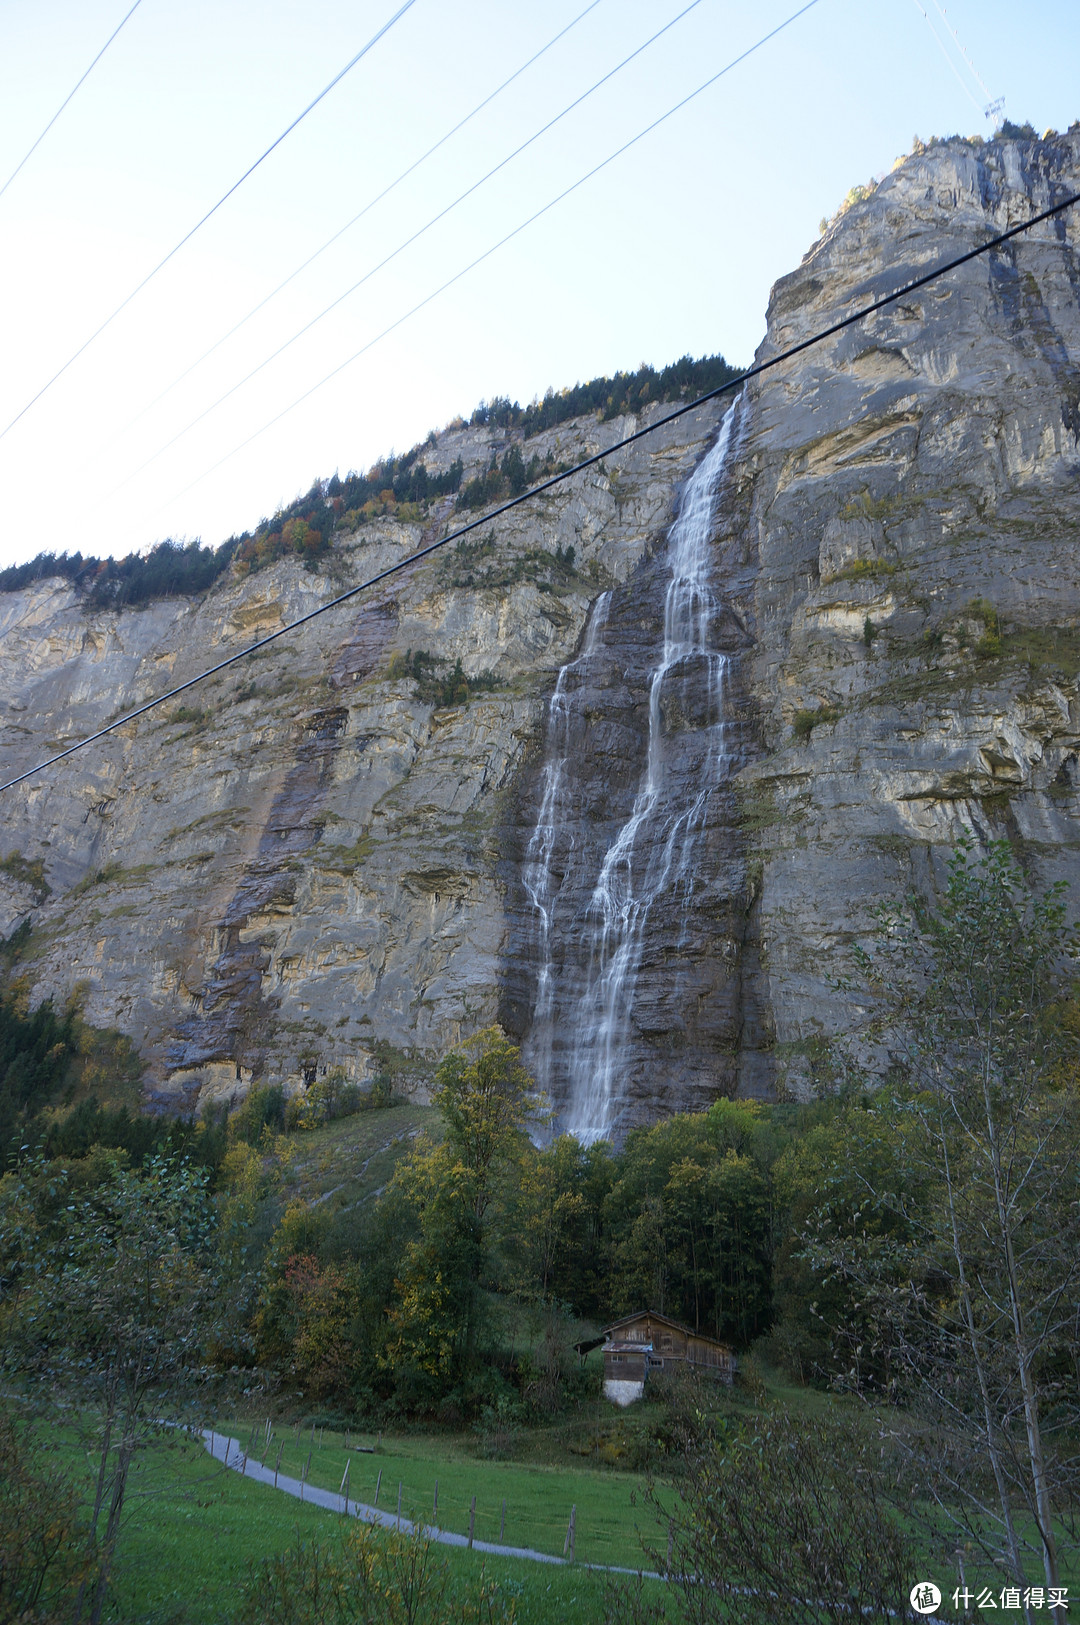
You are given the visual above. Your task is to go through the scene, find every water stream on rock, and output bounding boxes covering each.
[522,406,742,1141]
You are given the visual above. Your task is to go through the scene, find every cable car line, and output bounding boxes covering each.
[110,0,711,493]
[149,0,824,513]
[121,0,608,433]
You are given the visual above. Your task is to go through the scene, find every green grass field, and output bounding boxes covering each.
[85,1431,652,1624]
[216,1417,666,1570]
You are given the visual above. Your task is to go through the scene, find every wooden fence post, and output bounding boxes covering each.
[564,1505,576,1563]
[468,1496,476,1549]
[397,1481,403,1528]
[340,1459,351,1517]
[500,1499,506,1542]
[374,1468,382,1507]
[433,1479,438,1523]
[274,1442,283,1488]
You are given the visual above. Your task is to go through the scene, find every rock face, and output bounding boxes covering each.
[3,128,1080,1125]
[500,405,766,1139]
[730,127,1080,1099]
[0,402,725,1110]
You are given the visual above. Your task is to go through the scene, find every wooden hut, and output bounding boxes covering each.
[585,1310,735,1406]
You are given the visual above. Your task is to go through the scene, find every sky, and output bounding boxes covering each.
[0,0,1076,569]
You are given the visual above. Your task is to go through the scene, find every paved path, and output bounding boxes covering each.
[201,1431,589,1568]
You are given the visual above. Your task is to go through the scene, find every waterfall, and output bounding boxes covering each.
[522,405,742,1143]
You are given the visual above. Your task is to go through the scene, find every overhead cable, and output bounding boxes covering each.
[155,0,824,512]
[0,0,145,203]
[122,0,607,431]
[908,0,985,118]
[926,0,1001,116]
[3,183,1077,796]
[0,0,420,445]
[114,0,710,489]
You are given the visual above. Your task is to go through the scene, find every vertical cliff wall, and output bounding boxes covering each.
[727,127,1080,1099]
[2,127,1079,1127]
[0,404,723,1109]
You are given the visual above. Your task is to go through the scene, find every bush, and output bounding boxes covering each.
[236,1524,515,1625]
[0,1410,94,1624]
[791,703,840,743]
[231,1084,286,1145]
[607,1401,920,1625]
[284,1069,363,1132]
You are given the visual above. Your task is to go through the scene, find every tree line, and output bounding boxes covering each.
[0,353,740,609]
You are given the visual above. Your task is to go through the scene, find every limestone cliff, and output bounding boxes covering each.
[3,126,1079,1125]
[732,126,1080,1099]
[0,403,724,1109]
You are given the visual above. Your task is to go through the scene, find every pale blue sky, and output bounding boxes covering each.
[0,0,1076,566]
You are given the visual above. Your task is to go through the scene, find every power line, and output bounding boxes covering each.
[111,0,710,492]
[3,183,1076,797]
[0,0,419,445]
[0,0,145,203]
[120,0,607,433]
[154,0,825,514]
[926,0,1000,115]
[908,0,984,118]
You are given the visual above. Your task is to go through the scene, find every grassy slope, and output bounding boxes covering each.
[93,1434,647,1624]
[280,1102,438,1213]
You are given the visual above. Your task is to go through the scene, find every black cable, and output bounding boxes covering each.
[0,0,419,444]
[0,0,145,202]
[112,0,710,491]
[3,183,1076,797]
[121,0,607,432]
[155,0,825,513]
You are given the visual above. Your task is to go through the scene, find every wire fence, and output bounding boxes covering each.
[214,1418,650,1568]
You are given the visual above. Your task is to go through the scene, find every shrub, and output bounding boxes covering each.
[791,704,840,743]
[0,1410,94,1625]
[236,1523,515,1625]
[284,1068,362,1132]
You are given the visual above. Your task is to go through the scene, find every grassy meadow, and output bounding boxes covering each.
[44,1425,657,1624]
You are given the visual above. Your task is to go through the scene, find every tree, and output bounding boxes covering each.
[384,1028,541,1386]
[0,1408,94,1625]
[0,1152,221,1624]
[803,841,1080,1599]
[606,1394,917,1625]
[602,1102,777,1343]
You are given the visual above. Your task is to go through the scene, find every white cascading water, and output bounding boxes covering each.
[521,590,611,1097]
[523,405,741,1142]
